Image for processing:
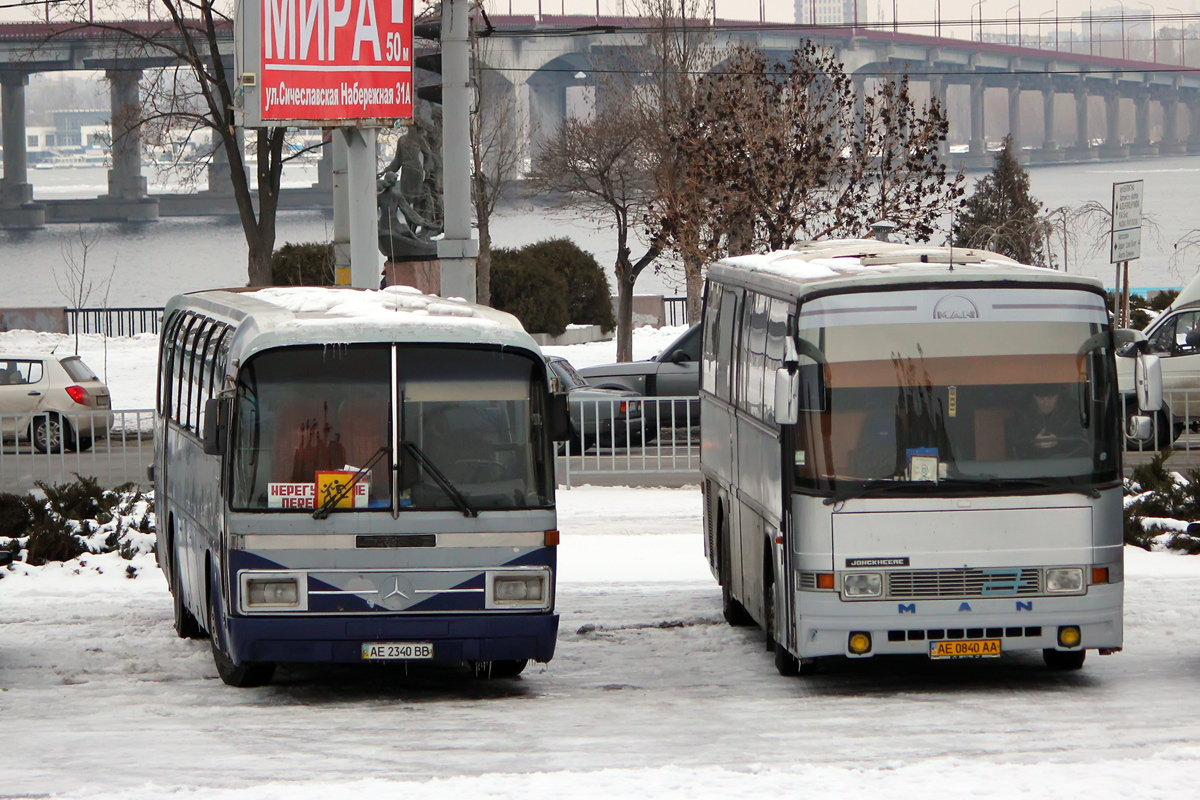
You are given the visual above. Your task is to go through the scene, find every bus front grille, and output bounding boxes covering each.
[887,568,1041,599]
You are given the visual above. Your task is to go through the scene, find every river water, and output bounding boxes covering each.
[2,156,1197,309]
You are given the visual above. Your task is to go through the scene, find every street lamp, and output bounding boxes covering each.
[1168,6,1185,66]
[1040,8,1055,50]
[1138,1,1158,62]
[973,0,987,42]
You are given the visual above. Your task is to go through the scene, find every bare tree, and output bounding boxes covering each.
[47,1,322,286]
[529,105,660,362]
[55,227,116,357]
[656,43,963,302]
[470,23,529,307]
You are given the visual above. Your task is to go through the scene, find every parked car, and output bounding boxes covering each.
[0,353,113,452]
[547,356,644,451]
[576,323,701,430]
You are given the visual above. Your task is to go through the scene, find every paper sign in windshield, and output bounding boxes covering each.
[268,477,368,509]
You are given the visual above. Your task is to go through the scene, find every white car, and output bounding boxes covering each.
[0,352,114,452]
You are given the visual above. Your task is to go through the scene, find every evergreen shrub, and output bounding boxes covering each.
[490,238,614,336]
[271,242,336,286]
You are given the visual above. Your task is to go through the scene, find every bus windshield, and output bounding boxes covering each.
[230,344,554,512]
[790,287,1120,494]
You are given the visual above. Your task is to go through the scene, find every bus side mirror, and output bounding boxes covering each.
[1127,414,1155,442]
[775,364,826,424]
[548,392,572,442]
[202,397,229,456]
[1135,352,1163,412]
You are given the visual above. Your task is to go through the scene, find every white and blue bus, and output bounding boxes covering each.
[154,286,568,686]
[701,240,1159,675]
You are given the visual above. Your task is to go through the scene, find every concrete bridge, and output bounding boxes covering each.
[1,16,1198,228]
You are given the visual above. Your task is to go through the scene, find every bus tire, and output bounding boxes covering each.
[774,642,801,676]
[719,514,752,627]
[209,589,275,688]
[763,556,776,652]
[1043,648,1086,671]
[171,538,203,640]
[472,659,528,679]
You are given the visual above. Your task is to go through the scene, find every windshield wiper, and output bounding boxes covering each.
[400,440,479,518]
[312,446,390,520]
[821,475,1104,506]
[984,477,1101,499]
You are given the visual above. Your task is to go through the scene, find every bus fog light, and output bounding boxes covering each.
[843,573,882,597]
[1046,568,1084,593]
[848,631,872,654]
[494,576,544,603]
[247,578,299,607]
[1058,625,1082,648]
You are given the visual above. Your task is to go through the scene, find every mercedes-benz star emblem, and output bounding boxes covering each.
[384,578,409,601]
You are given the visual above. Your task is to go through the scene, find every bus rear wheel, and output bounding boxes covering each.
[209,592,275,688]
[171,540,203,640]
[719,516,752,627]
[1043,649,1086,671]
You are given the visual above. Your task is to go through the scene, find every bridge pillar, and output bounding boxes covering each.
[1188,99,1200,153]
[1065,84,1095,160]
[206,128,243,194]
[1007,83,1026,162]
[0,72,45,229]
[968,77,989,167]
[1159,94,1187,154]
[1130,88,1159,156]
[103,69,158,221]
[527,80,567,163]
[1098,89,1129,159]
[928,75,947,157]
[1033,82,1065,162]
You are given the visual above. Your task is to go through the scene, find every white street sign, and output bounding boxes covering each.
[1111,179,1143,263]
[1112,226,1142,263]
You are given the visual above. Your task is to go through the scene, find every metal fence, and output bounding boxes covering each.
[0,410,154,493]
[664,297,687,327]
[66,307,162,338]
[557,396,699,488]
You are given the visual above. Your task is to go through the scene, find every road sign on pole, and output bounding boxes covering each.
[1110,179,1143,264]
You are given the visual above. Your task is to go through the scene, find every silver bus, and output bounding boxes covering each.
[701,240,1151,675]
[154,287,568,686]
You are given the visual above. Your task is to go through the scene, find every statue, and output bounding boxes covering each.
[378,118,443,262]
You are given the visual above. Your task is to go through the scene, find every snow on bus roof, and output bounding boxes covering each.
[245,286,523,330]
[229,286,537,352]
[719,240,1035,284]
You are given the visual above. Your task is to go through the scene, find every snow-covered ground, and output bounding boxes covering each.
[5,325,1200,798]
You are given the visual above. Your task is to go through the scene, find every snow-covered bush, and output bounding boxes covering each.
[1124,452,1200,553]
[0,477,155,567]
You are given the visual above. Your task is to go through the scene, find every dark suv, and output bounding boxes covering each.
[577,323,700,429]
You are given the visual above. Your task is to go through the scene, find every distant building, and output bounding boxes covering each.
[794,0,868,26]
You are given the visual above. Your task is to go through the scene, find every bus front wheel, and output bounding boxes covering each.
[1043,649,1086,671]
[472,659,528,679]
[209,591,275,688]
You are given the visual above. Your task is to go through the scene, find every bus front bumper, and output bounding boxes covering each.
[224,612,559,665]
[791,583,1122,659]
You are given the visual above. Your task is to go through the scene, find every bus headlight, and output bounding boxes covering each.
[488,571,549,608]
[1046,568,1084,593]
[247,577,300,607]
[239,571,308,612]
[843,573,883,598]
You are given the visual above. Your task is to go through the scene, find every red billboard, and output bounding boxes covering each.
[259,0,414,123]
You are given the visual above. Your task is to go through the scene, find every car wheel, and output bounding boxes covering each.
[209,581,275,688]
[32,414,75,454]
[1043,648,1086,671]
[76,436,94,452]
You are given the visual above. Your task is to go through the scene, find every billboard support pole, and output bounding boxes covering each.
[438,0,478,302]
[344,127,381,290]
[332,131,351,285]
